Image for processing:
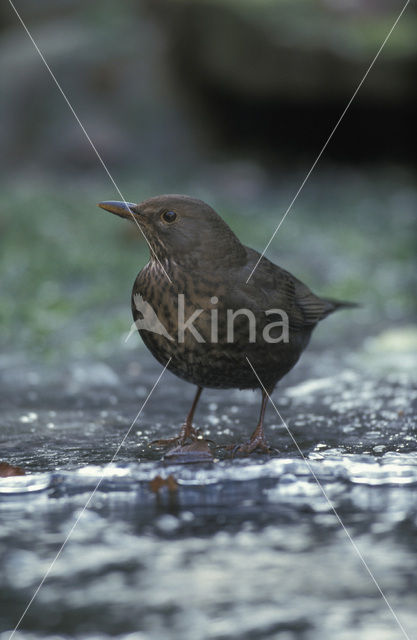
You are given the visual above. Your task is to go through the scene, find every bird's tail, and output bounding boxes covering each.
[322,297,360,316]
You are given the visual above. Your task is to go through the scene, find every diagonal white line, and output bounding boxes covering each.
[7,0,172,284]
[8,357,172,640]
[246,0,410,284]
[245,356,412,640]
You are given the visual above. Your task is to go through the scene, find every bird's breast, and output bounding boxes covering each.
[130,262,310,389]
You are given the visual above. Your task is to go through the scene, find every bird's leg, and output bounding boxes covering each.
[177,385,203,443]
[152,386,213,462]
[151,386,203,447]
[232,389,274,455]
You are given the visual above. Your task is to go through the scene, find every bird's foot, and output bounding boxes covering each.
[226,434,277,457]
[150,424,205,448]
[150,424,214,463]
[164,438,213,463]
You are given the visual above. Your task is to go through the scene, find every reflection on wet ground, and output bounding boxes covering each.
[0,334,416,639]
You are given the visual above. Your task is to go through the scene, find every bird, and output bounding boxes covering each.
[98,195,356,457]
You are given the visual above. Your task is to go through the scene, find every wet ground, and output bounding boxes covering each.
[1,326,416,640]
[1,166,416,638]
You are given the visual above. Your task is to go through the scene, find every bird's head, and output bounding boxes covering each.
[98,194,245,268]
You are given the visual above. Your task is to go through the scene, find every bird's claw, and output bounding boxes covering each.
[149,424,212,449]
[164,438,214,463]
[226,436,277,457]
[150,434,195,448]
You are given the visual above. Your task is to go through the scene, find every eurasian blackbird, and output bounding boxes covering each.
[99,195,356,455]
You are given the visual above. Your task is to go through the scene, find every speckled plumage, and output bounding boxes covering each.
[99,195,355,454]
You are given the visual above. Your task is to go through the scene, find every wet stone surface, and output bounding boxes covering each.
[0,333,416,640]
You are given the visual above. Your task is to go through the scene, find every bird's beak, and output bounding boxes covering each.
[98,200,138,220]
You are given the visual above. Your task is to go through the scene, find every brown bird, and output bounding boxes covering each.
[99,195,356,457]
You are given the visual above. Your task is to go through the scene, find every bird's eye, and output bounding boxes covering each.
[162,210,177,223]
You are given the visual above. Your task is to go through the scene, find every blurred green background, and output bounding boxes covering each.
[1,0,416,362]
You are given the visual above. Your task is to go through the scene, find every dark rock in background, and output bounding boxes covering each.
[149,0,417,162]
[1,0,416,177]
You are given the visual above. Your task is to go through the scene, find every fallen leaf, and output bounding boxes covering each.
[0,461,26,477]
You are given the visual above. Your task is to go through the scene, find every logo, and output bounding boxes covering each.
[125,293,174,343]
[126,294,289,344]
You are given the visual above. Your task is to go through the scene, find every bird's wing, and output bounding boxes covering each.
[240,248,333,331]
[291,278,334,326]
